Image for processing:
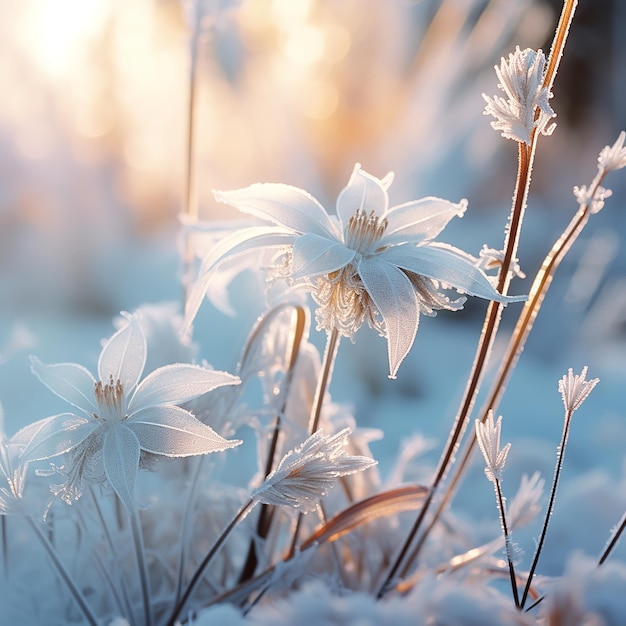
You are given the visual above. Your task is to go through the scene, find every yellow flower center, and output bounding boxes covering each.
[93,375,124,420]
[345,209,387,255]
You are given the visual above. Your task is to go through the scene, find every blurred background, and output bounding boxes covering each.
[0,0,625,567]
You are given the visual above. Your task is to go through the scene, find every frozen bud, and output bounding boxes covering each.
[558,367,599,414]
[483,47,555,145]
[252,428,376,512]
[475,412,511,483]
[598,131,626,173]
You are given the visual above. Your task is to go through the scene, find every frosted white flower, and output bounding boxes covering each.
[22,314,241,511]
[251,428,376,512]
[186,164,524,377]
[475,412,511,483]
[598,130,626,173]
[558,366,599,414]
[483,47,555,145]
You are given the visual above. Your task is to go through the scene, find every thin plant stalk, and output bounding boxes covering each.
[89,488,136,621]
[26,516,98,626]
[598,511,626,566]
[174,454,211,603]
[407,175,599,566]
[239,306,307,582]
[167,498,256,626]
[129,503,154,626]
[494,477,520,608]
[520,411,573,609]
[182,3,203,304]
[308,327,341,434]
[287,327,341,557]
[1,516,7,579]
[376,1,578,594]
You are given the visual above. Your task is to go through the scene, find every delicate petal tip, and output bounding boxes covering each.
[336,164,389,227]
[98,314,147,391]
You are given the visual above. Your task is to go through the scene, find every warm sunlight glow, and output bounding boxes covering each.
[19,0,110,79]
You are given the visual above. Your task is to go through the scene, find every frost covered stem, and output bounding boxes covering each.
[494,478,520,608]
[386,4,579,580]
[168,498,256,626]
[520,412,572,609]
[377,146,532,596]
[309,327,341,434]
[1,517,7,579]
[598,510,626,566]
[129,503,154,626]
[182,10,202,304]
[27,516,98,626]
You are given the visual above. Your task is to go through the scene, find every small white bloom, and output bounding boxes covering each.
[558,366,599,414]
[186,164,525,377]
[251,428,376,512]
[483,47,555,145]
[22,314,242,511]
[598,130,626,173]
[475,412,511,483]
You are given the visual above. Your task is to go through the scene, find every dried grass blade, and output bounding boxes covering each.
[302,485,428,549]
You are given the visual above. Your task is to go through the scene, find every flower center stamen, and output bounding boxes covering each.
[94,375,124,419]
[345,209,387,255]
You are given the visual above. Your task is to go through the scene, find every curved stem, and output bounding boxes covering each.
[167,498,256,626]
[129,504,154,626]
[598,510,626,566]
[520,413,572,608]
[309,327,341,435]
[494,478,520,608]
[27,516,98,626]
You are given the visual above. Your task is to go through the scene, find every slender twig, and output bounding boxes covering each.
[182,5,202,305]
[167,498,256,626]
[308,327,341,435]
[598,510,626,566]
[27,516,98,626]
[1,516,7,579]
[520,412,572,609]
[494,478,520,608]
[239,306,307,582]
[129,504,154,626]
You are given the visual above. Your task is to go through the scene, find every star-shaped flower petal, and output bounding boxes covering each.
[22,314,241,511]
[186,164,525,378]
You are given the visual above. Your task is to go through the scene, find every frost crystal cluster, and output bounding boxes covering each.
[483,47,555,145]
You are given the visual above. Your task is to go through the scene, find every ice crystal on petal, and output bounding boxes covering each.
[598,130,626,173]
[23,314,242,512]
[475,412,511,483]
[251,428,376,512]
[483,47,555,145]
[558,366,599,414]
[187,164,525,377]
